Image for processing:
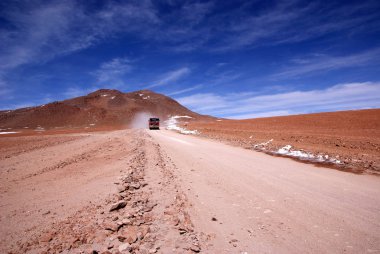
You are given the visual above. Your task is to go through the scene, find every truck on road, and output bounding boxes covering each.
[149,118,160,130]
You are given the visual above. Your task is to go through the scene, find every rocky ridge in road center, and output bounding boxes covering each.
[16,131,204,254]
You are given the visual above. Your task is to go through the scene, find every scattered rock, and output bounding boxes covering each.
[39,232,54,243]
[229,239,238,247]
[118,226,138,244]
[179,229,187,235]
[16,138,204,254]
[118,243,131,252]
[138,225,150,239]
[149,247,158,253]
[130,182,141,189]
[117,185,126,193]
[172,217,180,226]
[90,243,104,253]
[104,222,120,232]
[109,201,127,212]
[190,245,201,252]
[122,219,131,225]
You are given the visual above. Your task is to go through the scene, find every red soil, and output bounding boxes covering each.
[185,109,380,173]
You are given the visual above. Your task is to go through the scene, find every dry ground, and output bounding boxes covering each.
[0,130,204,253]
[185,109,380,173]
[1,128,380,253]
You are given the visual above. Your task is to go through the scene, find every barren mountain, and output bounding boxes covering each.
[0,89,205,130]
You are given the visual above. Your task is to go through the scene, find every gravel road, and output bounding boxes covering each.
[1,129,379,253]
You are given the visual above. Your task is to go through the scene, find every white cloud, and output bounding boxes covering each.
[177,93,226,111]
[212,1,380,51]
[272,48,380,79]
[0,87,12,98]
[177,82,380,119]
[148,67,190,88]
[0,73,7,89]
[0,1,157,71]
[0,0,377,73]
[4,102,35,110]
[166,84,203,96]
[0,72,12,99]
[93,57,131,86]
[63,87,97,98]
[229,110,292,119]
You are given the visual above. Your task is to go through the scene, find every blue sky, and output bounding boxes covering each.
[0,0,379,118]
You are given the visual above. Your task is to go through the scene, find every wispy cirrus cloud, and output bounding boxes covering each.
[212,1,380,50]
[1,0,379,111]
[1,93,57,110]
[148,67,190,88]
[271,48,380,79]
[166,84,203,96]
[0,0,158,71]
[62,87,97,99]
[177,82,380,119]
[0,0,158,101]
[1,0,378,72]
[0,72,12,99]
[0,0,377,74]
[93,57,131,87]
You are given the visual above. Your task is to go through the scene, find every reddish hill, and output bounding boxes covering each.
[0,89,206,130]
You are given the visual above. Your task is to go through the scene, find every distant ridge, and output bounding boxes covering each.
[0,89,207,129]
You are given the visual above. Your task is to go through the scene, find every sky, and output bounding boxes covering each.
[0,0,379,119]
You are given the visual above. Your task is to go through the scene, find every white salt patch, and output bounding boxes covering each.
[139,93,143,96]
[277,145,342,164]
[254,139,273,149]
[172,115,192,119]
[101,94,108,97]
[142,96,150,99]
[166,116,198,135]
[111,96,115,99]
[89,123,96,126]
[34,126,45,132]
[0,131,19,134]
[216,119,222,121]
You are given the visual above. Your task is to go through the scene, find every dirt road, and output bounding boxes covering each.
[149,130,380,253]
[186,109,380,172]
[1,129,379,253]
